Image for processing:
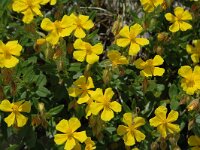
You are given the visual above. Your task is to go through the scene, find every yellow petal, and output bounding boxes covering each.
[16,112,28,127]
[86,77,94,89]
[134,129,145,142]
[77,92,90,104]
[101,108,114,121]
[179,21,192,31]
[134,58,145,69]
[191,54,199,63]
[153,0,164,6]
[153,67,165,76]
[79,15,89,23]
[82,20,94,30]
[69,117,81,132]
[64,137,76,150]
[60,27,75,37]
[6,41,22,56]
[50,0,57,5]
[86,53,99,64]
[12,0,28,12]
[18,101,31,113]
[90,102,104,115]
[133,117,145,128]
[4,112,15,127]
[4,56,19,68]
[73,50,86,62]
[155,106,167,120]
[89,88,103,102]
[135,38,149,46]
[194,66,200,74]
[157,124,167,138]
[129,42,140,56]
[169,21,180,32]
[74,76,86,87]
[123,113,133,126]
[41,18,55,31]
[166,110,179,123]
[182,10,192,20]
[74,28,86,38]
[56,119,69,133]
[141,1,154,12]
[188,136,200,146]
[73,39,86,50]
[22,9,34,24]
[141,68,153,77]
[130,23,143,38]
[118,25,130,38]
[124,132,135,146]
[54,133,68,145]
[46,31,59,45]
[153,55,164,66]
[167,123,180,134]
[174,7,184,17]
[104,88,114,101]
[91,43,103,55]
[110,101,121,113]
[178,66,192,78]
[0,100,13,112]
[149,116,163,127]
[117,125,128,136]
[67,87,83,97]
[32,6,43,16]
[73,131,87,143]
[116,38,130,47]
[165,13,176,22]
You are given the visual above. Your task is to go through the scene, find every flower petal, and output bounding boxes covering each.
[153,67,165,76]
[129,42,140,56]
[69,117,81,132]
[4,56,19,68]
[110,101,121,112]
[134,58,145,69]
[73,39,86,50]
[188,136,200,146]
[56,119,69,133]
[74,28,86,38]
[166,110,179,123]
[118,25,130,38]
[6,41,22,56]
[4,112,15,127]
[165,13,176,22]
[73,50,86,62]
[64,137,76,150]
[130,23,143,37]
[86,53,99,64]
[54,134,68,145]
[18,101,31,113]
[155,106,167,120]
[134,129,146,142]
[153,55,164,66]
[90,102,104,115]
[169,21,180,32]
[101,108,114,121]
[22,9,34,24]
[16,112,28,127]
[174,7,184,17]
[157,124,167,138]
[46,31,59,45]
[0,100,13,112]
[149,116,163,127]
[86,77,94,89]
[178,66,192,78]
[91,43,103,55]
[77,92,90,104]
[73,131,87,143]
[135,38,149,46]
[123,132,135,146]
[167,123,180,134]
[104,88,114,101]
[67,87,83,97]
[123,113,133,126]
[117,125,128,136]
[41,18,55,31]
[181,10,192,20]
[179,21,192,31]
[116,38,130,47]
[133,117,145,128]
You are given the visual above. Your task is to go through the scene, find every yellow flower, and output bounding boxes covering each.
[0,99,31,127]
[117,113,146,146]
[186,40,200,63]
[165,7,192,32]
[149,106,180,138]
[12,0,43,24]
[67,13,94,38]
[0,40,22,68]
[188,135,200,150]
[41,15,73,45]
[54,117,87,150]
[178,66,200,95]
[134,55,165,77]
[73,39,103,64]
[89,88,122,121]
[140,0,164,12]
[68,76,94,104]
[85,98,93,119]
[40,0,57,5]
[107,50,129,67]
[116,23,149,56]
[85,137,96,150]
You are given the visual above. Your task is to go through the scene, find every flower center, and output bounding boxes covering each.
[187,79,195,87]
[26,0,33,7]
[103,98,110,109]
[76,18,82,28]
[3,48,12,59]
[54,21,63,34]
[12,105,19,113]
[85,44,92,54]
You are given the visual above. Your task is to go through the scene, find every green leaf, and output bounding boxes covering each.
[46,105,64,117]
[36,86,51,97]
[169,84,178,99]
